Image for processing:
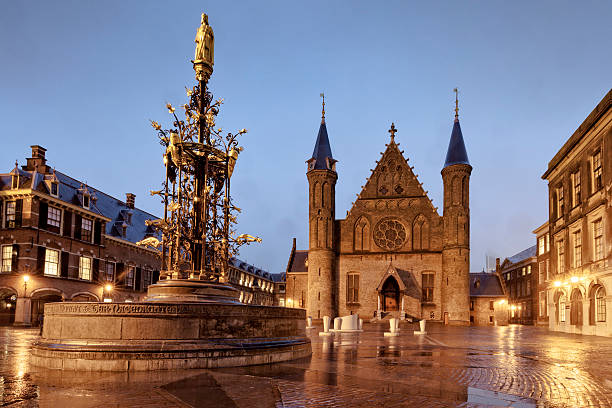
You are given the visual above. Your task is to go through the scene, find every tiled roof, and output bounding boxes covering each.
[229,257,273,281]
[444,119,470,168]
[506,245,537,265]
[470,273,505,297]
[288,250,308,273]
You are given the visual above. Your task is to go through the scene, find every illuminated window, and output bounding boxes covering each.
[573,230,582,268]
[1,246,12,272]
[279,298,285,307]
[105,262,115,282]
[545,234,550,252]
[44,248,60,276]
[47,206,61,228]
[596,287,606,322]
[592,150,602,191]
[79,256,92,281]
[538,236,545,255]
[593,219,603,261]
[559,297,566,322]
[81,218,92,242]
[527,265,531,274]
[347,273,359,303]
[539,261,547,284]
[557,240,565,274]
[5,202,16,223]
[422,273,434,302]
[571,170,581,207]
[556,186,564,217]
[126,266,135,288]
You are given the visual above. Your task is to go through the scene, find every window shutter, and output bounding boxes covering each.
[93,258,100,282]
[135,267,142,291]
[63,210,72,237]
[116,263,125,287]
[94,221,102,245]
[36,246,45,274]
[74,214,82,240]
[152,270,160,284]
[61,252,69,278]
[11,244,19,272]
[15,199,22,227]
[39,201,48,229]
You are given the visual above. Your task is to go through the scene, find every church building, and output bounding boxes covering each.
[285,96,472,325]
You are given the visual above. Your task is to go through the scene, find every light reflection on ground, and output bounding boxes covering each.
[0,324,611,407]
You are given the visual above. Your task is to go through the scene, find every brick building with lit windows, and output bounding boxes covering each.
[497,246,538,325]
[533,222,551,327]
[542,88,611,337]
[0,146,162,326]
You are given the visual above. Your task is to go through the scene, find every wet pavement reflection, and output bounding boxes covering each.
[1,324,611,407]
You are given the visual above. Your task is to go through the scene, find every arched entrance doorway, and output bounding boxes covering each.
[570,288,583,326]
[0,288,17,325]
[31,289,64,327]
[382,277,400,312]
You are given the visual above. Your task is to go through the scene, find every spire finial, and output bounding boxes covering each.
[14,160,18,168]
[320,92,325,123]
[388,123,397,141]
[454,87,459,121]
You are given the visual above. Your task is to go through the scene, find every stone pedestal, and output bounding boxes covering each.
[144,279,240,304]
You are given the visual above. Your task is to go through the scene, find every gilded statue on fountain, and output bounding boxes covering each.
[138,12,260,286]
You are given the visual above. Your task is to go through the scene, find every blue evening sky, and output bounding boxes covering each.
[1,1,610,273]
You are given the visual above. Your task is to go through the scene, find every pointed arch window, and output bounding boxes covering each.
[596,286,606,322]
[354,217,370,251]
[413,215,429,250]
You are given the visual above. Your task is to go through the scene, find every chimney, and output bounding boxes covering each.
[25,145,48,173]
[126,193,136,209]
[495,257,501,272]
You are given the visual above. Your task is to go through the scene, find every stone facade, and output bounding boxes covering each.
[288,111,472,325]
[542,88,612,337]
[469,272,508,326]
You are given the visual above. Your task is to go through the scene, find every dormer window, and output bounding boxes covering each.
[11,174,18,189]
[127,212,132,224]
[83,194,90,209]
[122,225,127,238]
[50,181,59,197]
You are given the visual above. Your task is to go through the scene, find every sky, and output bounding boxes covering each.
[1,1,611,274]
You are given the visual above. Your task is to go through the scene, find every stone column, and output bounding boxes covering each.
[14,297,32,326]
[400,295,405,320]
[377,294,381,319]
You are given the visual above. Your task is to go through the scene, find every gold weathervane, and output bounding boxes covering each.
[454,88,459,120]
[320,93,325,122]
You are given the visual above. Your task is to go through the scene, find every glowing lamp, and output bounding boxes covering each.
[570,276,579,283]
[511,305,517,310]
[105,284,113,292]
[553,281,562,287]
[23,275,30,283]
[498,299,506,305]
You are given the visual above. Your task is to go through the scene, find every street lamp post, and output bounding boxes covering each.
[22,275,30,297]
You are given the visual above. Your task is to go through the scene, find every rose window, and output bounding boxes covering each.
[373,218,406,251]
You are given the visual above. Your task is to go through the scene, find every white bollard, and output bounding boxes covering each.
[319,316,333,336]
[333,317,342,331]
[306,316,314,329]
[395,318,400,332]
[359,318,363,330]
[414,318,427,335]
[384,318,399,337]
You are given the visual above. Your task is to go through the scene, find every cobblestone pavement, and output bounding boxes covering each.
[0,324,611,407]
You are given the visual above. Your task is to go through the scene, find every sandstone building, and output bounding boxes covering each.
[469,272,508,326]
[542,88,611,337]
[287,103,472,325]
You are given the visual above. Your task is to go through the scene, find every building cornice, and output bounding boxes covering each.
[542,88,612,180]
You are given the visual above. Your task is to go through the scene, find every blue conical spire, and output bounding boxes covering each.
[310,121,334,170]
[444,89,469,168]
[308,95,335,171]
[443,119,469,168]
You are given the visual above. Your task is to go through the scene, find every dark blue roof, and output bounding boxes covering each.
[309,121,334,170]
[443,119,470,168]
[506,245,537,264]
[470,273,505,297]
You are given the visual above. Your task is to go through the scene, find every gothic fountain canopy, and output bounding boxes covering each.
[137,12,261,302]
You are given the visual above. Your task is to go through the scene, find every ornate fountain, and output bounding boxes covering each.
[31,13,310,371]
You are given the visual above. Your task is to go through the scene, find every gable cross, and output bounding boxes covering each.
[388,123,397,141]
